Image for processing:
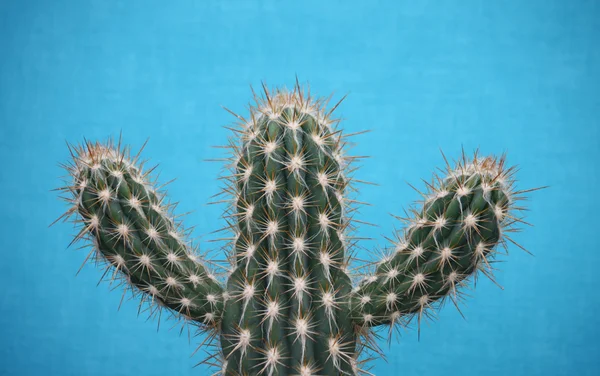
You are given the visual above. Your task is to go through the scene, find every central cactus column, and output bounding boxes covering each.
[219,88,357,375]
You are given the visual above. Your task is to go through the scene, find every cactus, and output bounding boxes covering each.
[54,82,540,375]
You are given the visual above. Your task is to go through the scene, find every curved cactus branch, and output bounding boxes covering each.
[349,153,528,336]
[54,140,225,327]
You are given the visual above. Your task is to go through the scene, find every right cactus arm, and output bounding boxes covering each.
[350,154,520,330]
[56,140,225,326]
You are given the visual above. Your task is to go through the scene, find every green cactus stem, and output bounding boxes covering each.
[54,82,540,376]
[55,142,224,325]
[219,89,357,375]
[350,153,520,333]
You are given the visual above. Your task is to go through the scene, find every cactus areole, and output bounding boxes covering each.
[55,82,537,375]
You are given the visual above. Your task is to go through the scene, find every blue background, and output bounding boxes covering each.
[1,0,598,375]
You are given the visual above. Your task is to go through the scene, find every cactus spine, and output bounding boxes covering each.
[55,82,538,375]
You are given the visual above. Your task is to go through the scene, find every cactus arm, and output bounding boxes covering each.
[350,154,525,331]
[55,140,225,327]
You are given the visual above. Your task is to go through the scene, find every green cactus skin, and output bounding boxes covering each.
[55,83,538,376]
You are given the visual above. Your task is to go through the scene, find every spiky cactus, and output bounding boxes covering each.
[54,82,538,375]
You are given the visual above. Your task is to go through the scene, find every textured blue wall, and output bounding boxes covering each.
[1,0,598,375]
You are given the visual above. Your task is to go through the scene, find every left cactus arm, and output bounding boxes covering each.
[55,140,225,326]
